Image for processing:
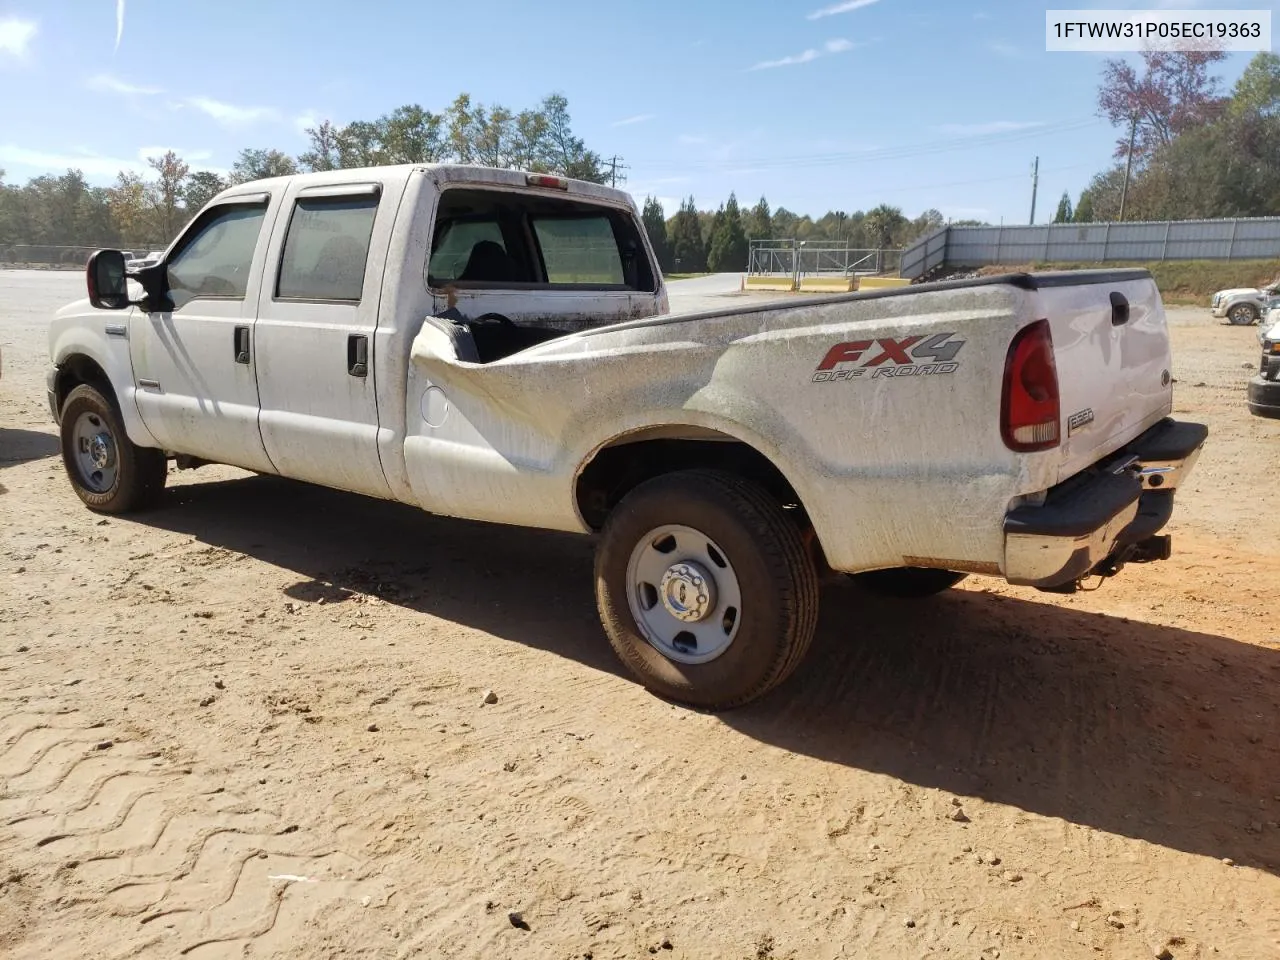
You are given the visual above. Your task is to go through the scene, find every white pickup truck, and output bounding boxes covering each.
[47,164,1207,709]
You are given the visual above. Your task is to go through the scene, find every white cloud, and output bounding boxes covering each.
[988,41,1026,59]
[115,0,125,52]
[294,111,321,135]
[0,144,148,177]
[88,73,161,96]
[937,120,1046,136]
[807,0,880,21]
[750,38,860,70]
[184,96,281,127]
[137,146,213,163]
[0,17,37,57]
[611,113,656,127]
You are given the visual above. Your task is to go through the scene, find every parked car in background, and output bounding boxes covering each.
[124,251,163,271]
[1211,282,1279,325]
[1249,302,1280,418]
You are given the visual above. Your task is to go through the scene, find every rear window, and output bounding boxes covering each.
[532,216,624,285]
[428,219,507,284]
[426,188,656,292]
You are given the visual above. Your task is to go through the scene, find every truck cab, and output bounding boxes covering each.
[48,164,668,501]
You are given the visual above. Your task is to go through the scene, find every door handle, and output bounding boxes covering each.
[348,334,369,378]
[234,326,251,364]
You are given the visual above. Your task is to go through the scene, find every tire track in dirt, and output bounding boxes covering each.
[0,692,386,959]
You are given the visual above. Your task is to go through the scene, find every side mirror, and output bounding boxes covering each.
[86,250,130,310]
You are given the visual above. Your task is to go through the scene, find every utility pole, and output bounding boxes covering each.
[1118,111,1138,221]
[603,155,629,188]
[1029,156,1039,225]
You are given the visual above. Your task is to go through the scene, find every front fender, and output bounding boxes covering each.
[49,311,159,449]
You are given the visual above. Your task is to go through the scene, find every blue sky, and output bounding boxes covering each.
[0,0,1266,225]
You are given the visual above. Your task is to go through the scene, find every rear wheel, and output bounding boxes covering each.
[1228,303,1259,325]
[594,470,819,710]
[59,384,167,513]
[855,567,968,598]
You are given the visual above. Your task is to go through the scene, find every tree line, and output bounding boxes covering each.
[1052,50,1280,224]
[641,195,949,273]
[0,92,609,253]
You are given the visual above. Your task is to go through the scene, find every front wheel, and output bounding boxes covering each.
[1228,303,1259,326]
[59,384,167,513]
[594,470,819,710]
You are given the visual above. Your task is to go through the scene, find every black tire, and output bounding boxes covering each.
[1227,303,1258,326]
[1247,375,1280,419]
[594,470,819,710]
[854,567,968,598]
[59,384,167,513]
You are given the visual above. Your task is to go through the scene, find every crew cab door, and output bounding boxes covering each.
[252,181,394,498]
[129,194,278,473]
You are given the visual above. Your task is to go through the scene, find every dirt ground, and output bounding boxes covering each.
[1,270,1278,960]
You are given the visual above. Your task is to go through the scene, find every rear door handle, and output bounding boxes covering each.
[234,326,251,364]
[348,334,368,378]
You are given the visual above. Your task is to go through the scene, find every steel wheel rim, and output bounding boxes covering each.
[71,410,118,493]
[625,523,742,665]
[1230,306,1253,325]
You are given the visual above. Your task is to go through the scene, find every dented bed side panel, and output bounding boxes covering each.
[404,284,1065,574]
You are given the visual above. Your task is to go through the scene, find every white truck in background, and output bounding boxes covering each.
[47,164,1207,709]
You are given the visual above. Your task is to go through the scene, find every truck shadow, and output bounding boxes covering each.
[147,473,1279,875]
[0,427,60,467]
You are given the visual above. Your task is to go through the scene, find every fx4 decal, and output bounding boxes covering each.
[811,333,967,383]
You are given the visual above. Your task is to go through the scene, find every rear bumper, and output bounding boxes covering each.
[1003,418,1207,589]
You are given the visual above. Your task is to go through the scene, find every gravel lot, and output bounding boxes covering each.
[2,270,1278,959]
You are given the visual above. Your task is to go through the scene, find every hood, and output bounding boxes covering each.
[1216,287,1261,299]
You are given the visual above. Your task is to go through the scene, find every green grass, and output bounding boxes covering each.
[977,259,1280,305]
[663,272,712,281]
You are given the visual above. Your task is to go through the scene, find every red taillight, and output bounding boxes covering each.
[526,174,569,190]
[1001,318,1060,452]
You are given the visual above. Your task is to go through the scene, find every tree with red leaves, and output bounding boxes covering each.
[1097,51,1228,161]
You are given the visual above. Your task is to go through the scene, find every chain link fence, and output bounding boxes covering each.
[1,243,166,269]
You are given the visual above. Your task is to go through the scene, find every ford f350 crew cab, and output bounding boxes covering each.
[47,164,1207,709]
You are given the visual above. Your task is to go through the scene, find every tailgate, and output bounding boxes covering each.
[1038,272,1174,483]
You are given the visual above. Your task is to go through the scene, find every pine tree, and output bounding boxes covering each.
[1053,191,1074,223]
[704,205,726,269]
[708,192,749,271]
[641,197,671,271]
[668,196,706,273]
[1073,190,1096,223]
[746,195,772,240]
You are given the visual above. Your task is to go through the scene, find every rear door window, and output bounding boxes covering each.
[531,216,625,285]
[276,194,380,301]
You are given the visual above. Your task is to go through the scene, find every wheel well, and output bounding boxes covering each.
[55,355,115,416]
[575,433,804,532]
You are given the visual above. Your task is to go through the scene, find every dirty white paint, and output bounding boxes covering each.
[46,163,1174,581]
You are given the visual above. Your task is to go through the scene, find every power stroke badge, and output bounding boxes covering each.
[812,333,967,383]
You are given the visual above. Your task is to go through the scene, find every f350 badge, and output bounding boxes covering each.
[811,333,966,383]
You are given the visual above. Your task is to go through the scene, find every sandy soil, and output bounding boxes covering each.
[1,270,1278,959]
